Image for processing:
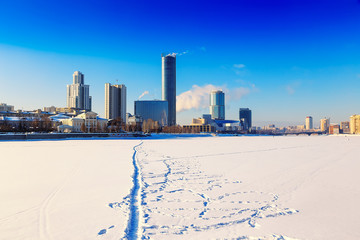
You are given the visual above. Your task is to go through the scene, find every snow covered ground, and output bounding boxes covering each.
[1,135,360,239]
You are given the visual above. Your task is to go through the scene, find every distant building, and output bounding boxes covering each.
[320,118,330,132]
[297,125,305,130]
[340,121,350,134]
[66,71,92,111]
[182,124,214,133]
[239,108,252,130]
[350,115,360,134]
[59,111,107,133]
[43,106,57,113]
[134,100,168,126]
[105,83,127,122]
[162,53,176,126]
[190,114,213,126]
[264,124,276,130]
[126,113,143,125]
[305,116,313,130]
[0,103,14,112]
[329,124,340,135]
[210,90,225,120]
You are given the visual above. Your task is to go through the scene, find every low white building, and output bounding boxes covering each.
[59,111,108,133]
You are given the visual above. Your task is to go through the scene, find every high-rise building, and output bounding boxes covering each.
[162,53,176,126]
[320,118,330,132]
[239,108,252,130]
[105,83,126,121]
[134,100,168,126]
[305,116,313,130]
[340,121,350,134]
[66,71,92,111]
[210,90,225,120]
[350,115,360,134]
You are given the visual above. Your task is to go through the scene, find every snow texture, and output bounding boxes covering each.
[1,135,360,239]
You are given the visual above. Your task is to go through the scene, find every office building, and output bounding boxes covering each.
[162,53,176,126]
[340,121,350,134]
[66,71,92,111]
[183,114,215,133]
[0,103,14,112]
[105,83,127,121]
[134,100,168,126]
[350,115,360,134]
[305,116,313,130]
[210,90,225,120]
[320,118,330,132]
[239,108,252,130]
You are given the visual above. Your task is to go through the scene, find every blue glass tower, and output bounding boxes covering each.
[210,90,225,120]
[161,53,176,126]
[239,108,252,130]
[134,100,168,126]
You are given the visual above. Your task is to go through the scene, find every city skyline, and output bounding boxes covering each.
[1,1,360,126]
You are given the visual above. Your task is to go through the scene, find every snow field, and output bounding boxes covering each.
[0,139,140,240]
[1,135,360,239]
[137,135,360,239]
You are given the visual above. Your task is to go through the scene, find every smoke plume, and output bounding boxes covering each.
[138,91,149,100]
[176,84,251,112]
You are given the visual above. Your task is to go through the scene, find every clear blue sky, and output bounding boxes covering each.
[1,0,360,127]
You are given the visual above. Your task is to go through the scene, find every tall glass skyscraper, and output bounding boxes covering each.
[210,90,225,120]
[105,83,127,121]
[162,53,176,126]
[239,108,252,130]
[134,100,168,126]
[66,71,92,111]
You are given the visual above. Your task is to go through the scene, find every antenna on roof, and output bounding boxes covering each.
[116,79,119,84]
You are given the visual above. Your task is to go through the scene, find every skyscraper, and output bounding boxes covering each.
[210,90,225,120]
[66,71,92,111]
[350,115,360,134]
[105,83,126,121]
[320,118,330,132]
[305,116,313,130]
[162,53,176,126]
[239,108,252,130]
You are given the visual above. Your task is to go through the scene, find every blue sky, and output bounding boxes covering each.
[0,0,360,126]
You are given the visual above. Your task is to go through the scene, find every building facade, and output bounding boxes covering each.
[340,121,350,134]
[239,108,252,130]
[59,111,107,133]
[350,115,360,134]
[329,124,340,135]
[210,90,225,120]
[182,124,214,133]
[320,118,330,132]
[105,83,126,122]
[134,100,168,126]
[161,53,176,126]
[0,103,14,112]
[66,71,92,111]
[305,116,313,130]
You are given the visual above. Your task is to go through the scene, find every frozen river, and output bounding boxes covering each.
[1,135,359,239]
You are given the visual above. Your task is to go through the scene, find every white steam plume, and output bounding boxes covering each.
[166,50,189,57]
[176,84,251,112]
[138,91,149,100]
[176,84,218,112]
